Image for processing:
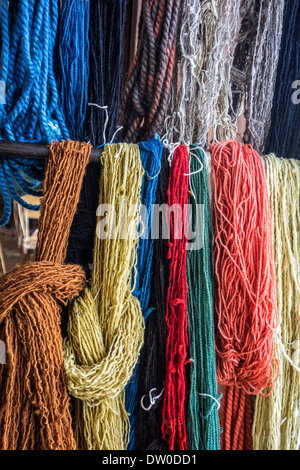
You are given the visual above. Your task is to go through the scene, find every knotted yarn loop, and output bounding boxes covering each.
[0,262,85,323]
[63,286,143,407]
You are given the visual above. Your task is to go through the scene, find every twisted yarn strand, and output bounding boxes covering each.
[64,144,145,450]
[121,0,181,143]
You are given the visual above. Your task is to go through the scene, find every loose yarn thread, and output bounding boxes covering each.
[162,144,189,450]
[0,140,91,449]
[63,144,145,450]
[252,154,300,450]
[211,141,278,450]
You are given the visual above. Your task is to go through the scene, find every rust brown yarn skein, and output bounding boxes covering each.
[0,140,91,450]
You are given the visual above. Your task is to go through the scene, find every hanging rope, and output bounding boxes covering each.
[121,0,181,143]
[231,0,285,153]
[0,140,91,449]
[135,149,170,450]
[164,0,241,145]
[125,137,163,450]
[0,0,69,225]
[265,1,300,160]
[186,146,221,450]
[252,154,300,450]
[162,144,189,450]
[211,140,278,450]
[63,144,145,450]
[57,0,90,141]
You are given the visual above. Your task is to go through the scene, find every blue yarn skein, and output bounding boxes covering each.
[0,0,69,225]
[57,0,90,141]
[125,137,163,450]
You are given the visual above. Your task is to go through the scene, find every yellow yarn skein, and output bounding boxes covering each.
[252,154,300,450]
[63,144,145,450]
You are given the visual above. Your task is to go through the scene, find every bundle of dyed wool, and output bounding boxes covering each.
[66,0,127,273]
[211,141,277,450]
[0,0,68,224]
[164,0,241,145]
[135,150,170,451]
[121,0,181,143]
[265,1,300,160]
[252,155,300,450]
[186,146,221,450]
[63,144,145,450]
[125,138,163,450]
[231,0,285,153]
[0,140,91,449]
[57,0,90,141]
[85,0,126,145]
[162,144,189,451]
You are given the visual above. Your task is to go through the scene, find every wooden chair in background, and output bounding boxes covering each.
[13,195,40,264]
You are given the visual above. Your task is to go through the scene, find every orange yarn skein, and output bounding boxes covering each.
[211,141,278,450]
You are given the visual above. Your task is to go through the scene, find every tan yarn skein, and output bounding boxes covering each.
[64,144,145,450]
[0,140,91,449]
[252,155,300,450]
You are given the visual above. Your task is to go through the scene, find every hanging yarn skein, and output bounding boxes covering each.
[252,155,300,450]
[57,0,90,141]
[164,0,241,145]
[125,137,163,450]
[211,141,278,450]
[186,146,221,450]
[63,144,145,450]
[135,149,170,451]
[0,0,69,225]
[56,0,90,336]
[265,0,300,160]
[66,0,127,274]
[121,0,181,143]
[231,0,285,153]
[0,140,91,449]
[86,0,127,145]
[162,144,189,451]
